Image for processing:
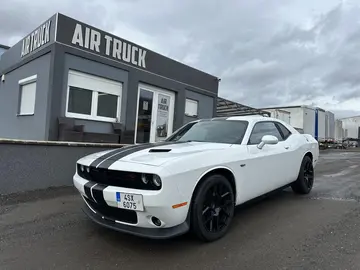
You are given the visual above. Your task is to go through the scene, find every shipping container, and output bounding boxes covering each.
[262,109,291,124]
[339,116,360,139]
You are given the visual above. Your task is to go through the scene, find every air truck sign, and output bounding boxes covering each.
[70,23,147,69]
[21,20,52,58]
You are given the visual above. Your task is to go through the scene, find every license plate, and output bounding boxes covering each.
[115,192,144,211]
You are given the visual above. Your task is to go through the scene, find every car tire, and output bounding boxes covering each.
[291,155,314,194]
[190,174,235,242]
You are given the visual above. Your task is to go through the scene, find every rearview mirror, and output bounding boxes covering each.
[257,135,279,149]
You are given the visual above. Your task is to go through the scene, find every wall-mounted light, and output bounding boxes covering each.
[1,74,4,82]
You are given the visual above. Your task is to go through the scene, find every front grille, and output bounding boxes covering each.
[77,164,160,190]
[84,197,138,224]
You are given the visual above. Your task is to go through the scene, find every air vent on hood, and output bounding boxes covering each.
[149,149,172,153]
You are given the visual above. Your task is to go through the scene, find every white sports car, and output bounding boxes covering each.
[73,116,319,242]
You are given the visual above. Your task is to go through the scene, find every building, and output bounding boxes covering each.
[0,44,10,58]
[0,13,219,144]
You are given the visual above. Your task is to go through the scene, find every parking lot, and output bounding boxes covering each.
[1,150,360,270]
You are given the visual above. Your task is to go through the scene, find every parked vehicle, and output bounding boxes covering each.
[73,116,319,242]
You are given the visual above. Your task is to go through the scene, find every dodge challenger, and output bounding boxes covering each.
[73,116,319,242]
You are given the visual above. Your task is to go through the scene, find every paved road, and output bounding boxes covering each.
[1,150,360,270]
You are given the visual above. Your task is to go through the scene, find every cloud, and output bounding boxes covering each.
[1,0,360,118]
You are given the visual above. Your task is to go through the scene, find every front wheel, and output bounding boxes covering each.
[190,174,235,242]
[291,155,314,194]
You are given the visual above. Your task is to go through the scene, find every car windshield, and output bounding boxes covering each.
[166,120,249,144]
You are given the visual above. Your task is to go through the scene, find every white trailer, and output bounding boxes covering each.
[335,119,343,141]
[259,105,327,141]
[262,108,291,124]
[325,111,335,140]
[316,108,326,141]
[339,116,360,139]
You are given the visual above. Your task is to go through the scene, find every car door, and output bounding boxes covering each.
[245,121,291,198]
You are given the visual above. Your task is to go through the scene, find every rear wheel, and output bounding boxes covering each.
[191,174,235,242]
[291,155,314,194]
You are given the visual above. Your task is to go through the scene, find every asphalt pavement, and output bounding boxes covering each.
[1,150,360,270]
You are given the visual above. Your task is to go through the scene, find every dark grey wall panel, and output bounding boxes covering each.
[184,90,215,124]
[0,143,123,195]
[0,53,52,140]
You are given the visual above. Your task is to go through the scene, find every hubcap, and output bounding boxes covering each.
[304,161,314,189]
[202,183,233,233]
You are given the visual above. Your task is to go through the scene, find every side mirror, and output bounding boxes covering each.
[257,135,279,149]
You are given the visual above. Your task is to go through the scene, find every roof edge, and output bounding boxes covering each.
[0,44,10,50]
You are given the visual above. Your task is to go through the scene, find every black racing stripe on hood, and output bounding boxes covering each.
[96,141,186,169]
[89,144,142,168]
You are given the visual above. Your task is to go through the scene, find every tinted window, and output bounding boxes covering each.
[166,120,249,144]
[275,123,292,140]
[68,86,92,115]
[248,122,283,144]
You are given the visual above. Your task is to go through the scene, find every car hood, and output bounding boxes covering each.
[87,141,231,167]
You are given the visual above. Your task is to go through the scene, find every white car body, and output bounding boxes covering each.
[73,116,319,240]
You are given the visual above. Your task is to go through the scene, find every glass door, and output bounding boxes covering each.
[135,85,175,144]
[135,88,154,144]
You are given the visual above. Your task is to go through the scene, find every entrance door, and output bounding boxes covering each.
[135,85,175,144]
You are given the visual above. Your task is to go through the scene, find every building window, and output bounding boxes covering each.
[66,70,122,122]
[185,98,198,117]
[18,75,37,116]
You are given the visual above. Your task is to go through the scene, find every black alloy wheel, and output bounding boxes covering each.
[191,174,235,242]
[303,158,314,189]
[291,155,315,194]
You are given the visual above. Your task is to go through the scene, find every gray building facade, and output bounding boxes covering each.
[0,13,219,144]
[0,44,10,58]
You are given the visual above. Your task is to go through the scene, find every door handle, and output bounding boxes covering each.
[284,146,290,150]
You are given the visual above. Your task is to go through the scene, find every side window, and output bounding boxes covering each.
[248,122,283,145]
[275,123,292,140]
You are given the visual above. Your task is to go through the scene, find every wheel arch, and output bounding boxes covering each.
[192,166,237,205]
[304,151,313,161]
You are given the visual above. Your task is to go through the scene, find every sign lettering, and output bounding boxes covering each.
[21,20,51,57]
[71,23,147,69]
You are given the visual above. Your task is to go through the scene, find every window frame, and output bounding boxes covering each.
[274,122,292,140]
[185,98,199,117]
[65,70,122,123]
[17,74,37,116]
[247,120,286,145]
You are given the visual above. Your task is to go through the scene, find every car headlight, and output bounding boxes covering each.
[141,173,162,188]
[141,173,149,184]
[152,175,162,187]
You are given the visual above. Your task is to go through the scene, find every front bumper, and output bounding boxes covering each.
[82,198,190,239]
[73,173,191,239]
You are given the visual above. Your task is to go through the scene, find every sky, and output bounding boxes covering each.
[1,0,360,118]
